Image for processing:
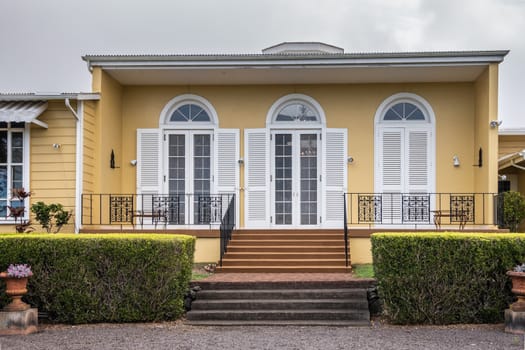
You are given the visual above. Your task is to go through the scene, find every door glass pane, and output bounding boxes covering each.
[11,132,23,163]
[275,134,292,225]
[300,134,317,225]
[0,131,6,163]
[11,165,23,191]
[168,135,185,223]
[194,135,211,223]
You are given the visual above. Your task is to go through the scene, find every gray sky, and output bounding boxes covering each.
[1,0,524,127]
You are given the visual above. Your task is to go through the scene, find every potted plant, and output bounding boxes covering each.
[0,264,33,311]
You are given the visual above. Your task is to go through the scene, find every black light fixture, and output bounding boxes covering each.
[110,149,116,169]
[473,147,483,167]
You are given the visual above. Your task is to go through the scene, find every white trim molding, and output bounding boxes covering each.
[266,93,326,128]
[159,94,218,128]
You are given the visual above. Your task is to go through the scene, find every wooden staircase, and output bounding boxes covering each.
[217,229,351,273]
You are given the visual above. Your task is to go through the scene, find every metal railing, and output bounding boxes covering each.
[343,194,349,267]
[343,192,499,228]
[81,193,235,228]
[219,195,236,266]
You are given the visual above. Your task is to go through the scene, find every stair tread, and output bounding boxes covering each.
[185,320,370,326]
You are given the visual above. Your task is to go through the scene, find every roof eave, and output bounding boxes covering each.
[0,93,100,101]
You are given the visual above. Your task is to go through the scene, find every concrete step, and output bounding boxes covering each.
[185,319,370,326]
[191,280,376,290]
[191,298,368,310]
[220,259,347,267]
[185,309,369,322]
[194,288,365,300]
[215,266,351,273]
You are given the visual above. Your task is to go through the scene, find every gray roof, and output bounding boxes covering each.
[0,92,100,101]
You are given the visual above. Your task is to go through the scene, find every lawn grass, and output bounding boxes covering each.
[352,264,375,278]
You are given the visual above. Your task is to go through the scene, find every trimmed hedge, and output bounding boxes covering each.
[0,233,195,324]
[371,232,525,324]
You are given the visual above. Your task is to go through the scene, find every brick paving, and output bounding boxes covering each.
[195,273,374,283]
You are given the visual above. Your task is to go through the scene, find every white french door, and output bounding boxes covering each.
[165,130,213,224]
[271,130,321,227]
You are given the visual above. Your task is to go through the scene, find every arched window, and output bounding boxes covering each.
[275,102,319,122]
[170,104,211,123]
[383,102,426,121]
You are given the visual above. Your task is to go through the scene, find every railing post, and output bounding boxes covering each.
[343,193,349,268]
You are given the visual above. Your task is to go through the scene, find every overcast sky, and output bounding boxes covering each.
[1,0,524,127]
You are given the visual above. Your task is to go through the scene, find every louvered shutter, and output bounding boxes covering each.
[214,129,239,222]
[322,128,347,227]
[380,129,403,224]
[407,130,430,193]
[244,129,269,228]
[137,129,162,211]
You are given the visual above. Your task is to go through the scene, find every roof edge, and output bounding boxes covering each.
[0,93,100,101]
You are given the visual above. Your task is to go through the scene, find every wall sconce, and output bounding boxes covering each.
[490,120,503,128]
[498,174,507,181]
[52,143,61,150]
[238,158,244,164]
[347,156,354,164]
[453,155,460,167]
[130,160,137,166]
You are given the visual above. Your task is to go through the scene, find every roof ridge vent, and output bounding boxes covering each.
[262,42,344,54]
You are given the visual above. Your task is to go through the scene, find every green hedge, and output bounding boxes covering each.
[371,232,525,324]
[0,233,195,324]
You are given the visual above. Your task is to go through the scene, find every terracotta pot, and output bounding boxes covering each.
[507,271,525,311]
[0,272,30,312]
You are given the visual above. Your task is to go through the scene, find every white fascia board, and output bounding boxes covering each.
[0,93,100,101]
[84,51,509,70]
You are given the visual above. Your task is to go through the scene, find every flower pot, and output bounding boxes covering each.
[0,272,30,312]
[507,271,525,311]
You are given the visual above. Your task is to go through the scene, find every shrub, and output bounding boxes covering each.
[371,232,525,324]
[30,202,72,233]
[502,191,525,232]
[0,233,195,324]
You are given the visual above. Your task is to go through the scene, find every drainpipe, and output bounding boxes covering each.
[65,98,83,233]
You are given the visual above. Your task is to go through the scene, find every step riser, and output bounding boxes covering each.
[233,230,343,235]
[221,260,347,267]
[228,241,345,247]
[195,290,366,300]
[232,235,343,240]
[226,247,345,253]
[191,300,368,310]
[186,311,369,321]
[223,253,347,259]
[191,281,376,290]
[216,267,350,273]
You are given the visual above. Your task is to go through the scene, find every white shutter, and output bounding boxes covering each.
[407,130,430,192]
[245,129,269,227]
[379,129,403,224]
[214,129,239,223]
[137,129,162,212]
[322,128,347,228]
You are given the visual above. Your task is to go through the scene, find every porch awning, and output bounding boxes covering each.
[499,150,525,171]
[0,101,48,128]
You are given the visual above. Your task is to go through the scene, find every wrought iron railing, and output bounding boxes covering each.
[81,193,235,228]
[343,194,349,267]
[219,195,236,266]
[344,192,499,228]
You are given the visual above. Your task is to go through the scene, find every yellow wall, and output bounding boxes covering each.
[30,101,77,231]
[116,83,480,198]
[349,237,373,264]
[499,135,525,158]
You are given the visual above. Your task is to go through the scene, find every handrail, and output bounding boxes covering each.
[343,193,349,267]
[219,194,235,267]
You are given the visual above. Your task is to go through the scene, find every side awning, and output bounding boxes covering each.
[0,101,49,128]
[499,150,525,171]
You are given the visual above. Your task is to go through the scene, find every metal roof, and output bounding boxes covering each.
[0,92,100,101]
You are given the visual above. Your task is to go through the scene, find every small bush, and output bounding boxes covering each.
[502,191,525,232]
[372,232,525,324]
[0,233,195,324]
[30,202,72,233]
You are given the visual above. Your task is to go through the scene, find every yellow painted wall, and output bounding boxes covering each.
[117,83,479,197]
[349,237,373,264]
[194,238,220,263]
[30,101,77,231]
[499,135,525,157]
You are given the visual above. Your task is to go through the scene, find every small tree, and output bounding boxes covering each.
[30,202,72,233]
[502,191,525,232]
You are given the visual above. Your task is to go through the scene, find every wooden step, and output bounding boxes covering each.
[226,246,346,253]
[215,266,351,273]
[222,252,347,260]
[221,259,347,267]
[231,234,343,240]
[228,240,345,247]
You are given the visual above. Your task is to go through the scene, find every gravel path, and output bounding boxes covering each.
[0,321,521,350]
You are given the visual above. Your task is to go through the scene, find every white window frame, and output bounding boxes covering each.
[374,92,436,195]
[0,122,30,223]
[159,94,218,130]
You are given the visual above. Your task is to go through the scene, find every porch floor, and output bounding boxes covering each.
[193,273,372,283]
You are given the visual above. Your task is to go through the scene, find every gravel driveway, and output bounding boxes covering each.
[0,321,521,350]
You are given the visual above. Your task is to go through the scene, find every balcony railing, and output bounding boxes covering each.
[81,193,235,228]
[344,192,499,228]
